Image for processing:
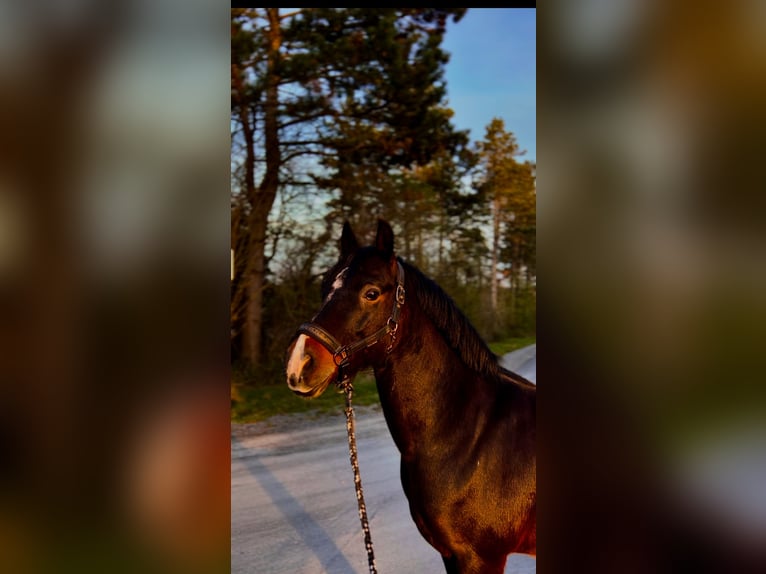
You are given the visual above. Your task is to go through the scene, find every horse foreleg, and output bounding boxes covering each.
[441,551,506,574]
[442,554,459,574]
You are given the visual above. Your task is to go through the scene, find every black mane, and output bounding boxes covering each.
[401,258,505,382]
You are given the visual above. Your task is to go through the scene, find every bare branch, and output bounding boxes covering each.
[279,9,304,20]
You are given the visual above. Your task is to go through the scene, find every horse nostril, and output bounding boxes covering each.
[288,373,299,388]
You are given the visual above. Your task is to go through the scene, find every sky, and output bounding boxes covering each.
[441,8,536,162]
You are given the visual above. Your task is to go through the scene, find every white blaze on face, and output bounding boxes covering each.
[325,267,348,303]
[286,334,309,383]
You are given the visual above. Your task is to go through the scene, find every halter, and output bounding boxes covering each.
[296,261,406,382]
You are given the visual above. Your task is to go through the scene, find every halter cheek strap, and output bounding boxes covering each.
[296,261,406,370]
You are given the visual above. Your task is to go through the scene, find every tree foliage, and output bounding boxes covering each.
[473,118,536,336]
[230,9,535,378]
[231,8,469,367]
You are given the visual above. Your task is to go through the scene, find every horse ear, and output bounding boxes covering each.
[375,219,395,259]
[340,220,359,258]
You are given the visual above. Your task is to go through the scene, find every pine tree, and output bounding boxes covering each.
[474,118,536,335]
[231,8,468,367]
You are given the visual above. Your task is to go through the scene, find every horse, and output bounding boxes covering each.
[286,220,536,573]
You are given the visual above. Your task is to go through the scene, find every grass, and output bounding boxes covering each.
[231,336,535,423]
[231,371,380,423]
[487,336,536,357]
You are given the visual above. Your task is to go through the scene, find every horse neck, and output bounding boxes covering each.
[372,300,495,459]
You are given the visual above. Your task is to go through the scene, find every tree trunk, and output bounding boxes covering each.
[241,8,282,367]
[490,193,500,315]
[438,211,445,277]
[243,210,268,366]
[508,265,517,328]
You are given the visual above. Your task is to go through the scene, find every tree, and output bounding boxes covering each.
[474,118,536,335]
[231,8,468,367]
[231,8,285,367]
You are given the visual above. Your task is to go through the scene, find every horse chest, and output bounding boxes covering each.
[402,458,521,566]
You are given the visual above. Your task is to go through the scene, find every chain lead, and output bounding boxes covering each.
[343,382,377,574]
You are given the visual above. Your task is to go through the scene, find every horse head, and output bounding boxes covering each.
[286,220,403,397]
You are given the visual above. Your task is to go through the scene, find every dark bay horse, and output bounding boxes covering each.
[286,220,536,573]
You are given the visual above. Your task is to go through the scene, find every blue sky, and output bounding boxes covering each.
[442,8,536,162]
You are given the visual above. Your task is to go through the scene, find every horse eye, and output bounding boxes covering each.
[364,289,380,302]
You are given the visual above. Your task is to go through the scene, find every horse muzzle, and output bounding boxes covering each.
[286,334,338,397]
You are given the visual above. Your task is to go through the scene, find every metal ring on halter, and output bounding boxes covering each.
[395,283,405,305]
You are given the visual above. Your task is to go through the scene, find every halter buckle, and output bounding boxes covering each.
[395,284,405,305]
[334,348,350,367]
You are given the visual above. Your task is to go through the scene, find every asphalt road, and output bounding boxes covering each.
[231,347,536,574]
